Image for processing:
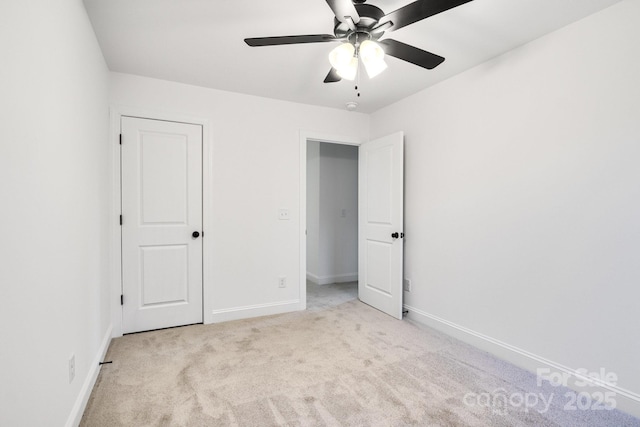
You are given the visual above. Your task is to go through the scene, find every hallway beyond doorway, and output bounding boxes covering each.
[306,280,357,311]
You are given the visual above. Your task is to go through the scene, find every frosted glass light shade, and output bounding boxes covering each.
[336,57,358,80]
[363,57,387,78]
[360,40,388,78]
[329,43,355,70]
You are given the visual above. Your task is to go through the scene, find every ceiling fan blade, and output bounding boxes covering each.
[379,39,445,69]
[325,0,360,24]
[324,68,342,83]
[245,34,338,47]
[378,0,473,32]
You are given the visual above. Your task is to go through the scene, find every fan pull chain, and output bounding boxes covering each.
[355,32,361,98]
[355,65,360,98]
[356,70,361,97]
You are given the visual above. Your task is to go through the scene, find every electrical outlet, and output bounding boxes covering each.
[69,354,75,384]
[278,208,290,220]
[278,276,286,288]
[403,279,412,292]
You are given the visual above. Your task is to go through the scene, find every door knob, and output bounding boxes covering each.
[192,231,200,239]
[391,232,399,239]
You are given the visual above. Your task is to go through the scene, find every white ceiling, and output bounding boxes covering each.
[84,0,621,113]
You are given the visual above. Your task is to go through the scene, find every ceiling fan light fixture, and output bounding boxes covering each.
[336,56,358,81]
[246,0,466,86]
[360,40,387,78]
[363,57,388,78]
[329,42,355,71]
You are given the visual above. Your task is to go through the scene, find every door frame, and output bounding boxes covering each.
[110,106,213,337]
[298,131,365,310]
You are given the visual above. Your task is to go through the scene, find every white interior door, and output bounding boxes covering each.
[358,132,404,319]
[121,117,203,333]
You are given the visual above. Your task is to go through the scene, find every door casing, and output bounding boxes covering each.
[300,131,404,317]
[298,131,365,310]
[110,107,213,337]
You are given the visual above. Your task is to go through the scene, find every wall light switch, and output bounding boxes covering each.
[278,209,290,220]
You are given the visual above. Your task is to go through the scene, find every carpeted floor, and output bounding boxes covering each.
[306,281,358,312]
[81,283,639,426]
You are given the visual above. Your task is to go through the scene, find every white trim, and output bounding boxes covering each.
[109,108,122,337]
[65,325,112,427]
[299,130,365,312]
[210,300,301,323]
[306,272,358,285]
[404,304,640,417]
[201,115,215,325]
[110,105,214,336]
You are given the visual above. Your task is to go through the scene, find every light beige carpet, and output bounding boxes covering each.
[81,293,638,426]
[305,281,358,312]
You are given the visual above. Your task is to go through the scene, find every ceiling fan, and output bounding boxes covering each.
[245,0,473,83]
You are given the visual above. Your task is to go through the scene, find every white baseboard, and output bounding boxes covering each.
[210,299,300,323]
[404,305,640,418]
[306,272,357,285]
[65,325,113,427]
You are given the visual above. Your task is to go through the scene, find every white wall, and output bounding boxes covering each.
[0,1,111,426]
[306,141,320,279]
[2,0,636,423]
[110,72,369,323]
[370,0,640,415]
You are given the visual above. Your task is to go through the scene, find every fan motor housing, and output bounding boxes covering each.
[333,4,385,41]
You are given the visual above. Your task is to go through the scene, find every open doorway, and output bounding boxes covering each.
[306,140,359,310]
[300,131,404,318]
